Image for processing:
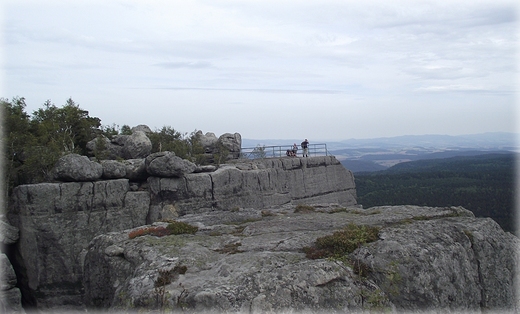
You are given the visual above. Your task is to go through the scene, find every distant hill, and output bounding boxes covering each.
[354,153,517,234]
[341,150,513,173]
[244,132,518,173]
[243,132,518,151]
[340,160,387,173]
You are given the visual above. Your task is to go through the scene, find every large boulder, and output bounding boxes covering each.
[101,160,127,179]
[351,211,519,311]
[131,125,152,134]
[218,132,241,159]
[120,131,152,159]
[195,131,242,162]
[145,152,197,178]
[86,129,152,160]
[196,131,219,154]
[122,159,148,181]
[53,154,103,182]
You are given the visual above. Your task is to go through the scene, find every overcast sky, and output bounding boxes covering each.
[2,0,518,141]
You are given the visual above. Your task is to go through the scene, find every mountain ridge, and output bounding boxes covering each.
[242,132,518,150]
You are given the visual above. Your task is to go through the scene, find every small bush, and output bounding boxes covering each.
[304,223,380,259]
[166,221,199,235]
[129,222,198,239]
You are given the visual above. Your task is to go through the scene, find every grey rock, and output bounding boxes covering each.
[86,135,122,160]
[196,131,219,153]
[0,287,25,314]
[121,131,152,159]
[53,154,103,182]
[122,159,148,181]
[104,245,125,257]
[0,253,25,313]
[351,215,519,312]
[7,179,150,310]
[0,218,19,245]
[1,253,17,290]
[131,124,152,134]
[194,165,217,173]
[101,160,127,179]
[86,130,152,160]
[145,151,197,177]
[147,156,356,221]
[83,205,519,312]
[218,132,241,159]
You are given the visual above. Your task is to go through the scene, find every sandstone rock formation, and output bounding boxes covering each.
[131,124,152,134]
[83,205,519,313]
[100,160,127,179]
[195,131,218,154]
[6,155,355,310]
[195,131,242,162]
[0,217,25,314]
[145,151,197,177]
[53,153,103,182]
[147,156,356,222]
[4,129,518,313]
[219,132,242,159]
[7,180,150,309]
[86,130,152,160]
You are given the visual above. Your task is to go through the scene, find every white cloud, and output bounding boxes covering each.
[2,0,518,140]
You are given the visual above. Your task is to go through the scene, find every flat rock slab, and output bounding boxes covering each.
[83,205,519,313]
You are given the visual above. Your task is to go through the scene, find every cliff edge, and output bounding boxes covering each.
[84,205,519,313]
[6,155,356,310]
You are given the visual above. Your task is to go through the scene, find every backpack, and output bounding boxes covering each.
[301,141,307,148]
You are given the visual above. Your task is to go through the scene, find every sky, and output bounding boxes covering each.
[2,0,519,141]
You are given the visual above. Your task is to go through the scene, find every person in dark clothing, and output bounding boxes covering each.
[301,139,309,157]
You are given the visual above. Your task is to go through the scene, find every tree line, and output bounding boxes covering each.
[1,97,206,200]
[354,153,516,234]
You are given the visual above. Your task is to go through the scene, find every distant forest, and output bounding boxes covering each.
[354,153,517,235]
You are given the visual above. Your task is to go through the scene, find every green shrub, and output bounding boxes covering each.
[304,223,380,259]
[166,221,199,235]
[128,222,198,239]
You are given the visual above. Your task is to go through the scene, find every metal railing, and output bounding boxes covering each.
[240,143,329,159]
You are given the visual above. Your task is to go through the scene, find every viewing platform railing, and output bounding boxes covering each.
[240,143,330,159]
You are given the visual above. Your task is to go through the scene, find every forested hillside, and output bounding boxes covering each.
[355,153,517,234]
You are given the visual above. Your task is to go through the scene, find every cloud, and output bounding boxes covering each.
[3,0,518,140]
[415,84,513,95]
[152,61,214,69]
[148,86,344,95]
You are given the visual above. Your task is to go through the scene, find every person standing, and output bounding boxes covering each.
[301,139,309,157]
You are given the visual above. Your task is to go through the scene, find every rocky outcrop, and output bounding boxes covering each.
[100,160,126,179]
[145,152,197,177]
[147,156,356,222]
[7,155,355,310]
[219,132,242,159]
[53,154,103,182]
[83,205,519,313]
[86,130,152,160]
[195,131,242,162]
[7,180,150,310]
[196,131,218,154]
[0,218,25,314]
